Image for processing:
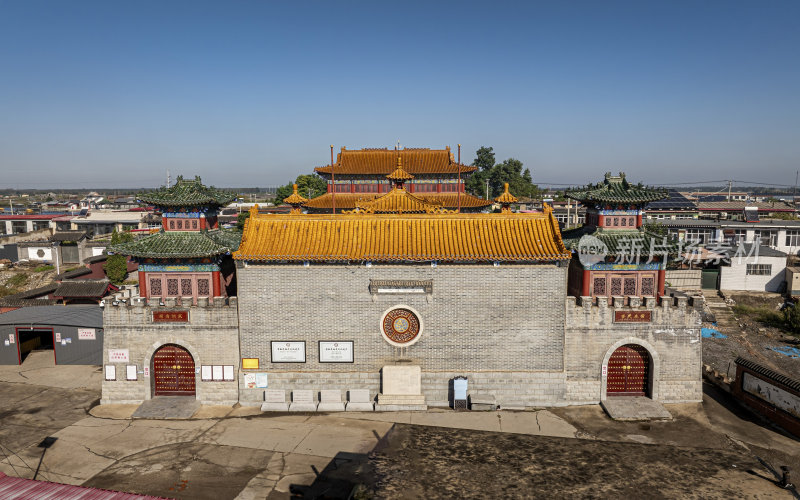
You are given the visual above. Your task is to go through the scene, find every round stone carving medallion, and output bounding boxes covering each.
[381,307,422,347]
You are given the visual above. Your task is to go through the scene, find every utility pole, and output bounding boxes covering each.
[485,179,489,200]
[794,170,798,204]
[566,198,571,230]
[167,169,171,188]
[727,180,732,201]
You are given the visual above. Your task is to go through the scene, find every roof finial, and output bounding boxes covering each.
[283,183,309,214]
[386,156,414,189]
[494,183,518,213]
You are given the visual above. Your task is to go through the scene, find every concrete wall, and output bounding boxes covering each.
[236,262,569,407]
[665,269,701,290]
[565,295,702,403]
[720,255,786,292]
[101,297,240,405]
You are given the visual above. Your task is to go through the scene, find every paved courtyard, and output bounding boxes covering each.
[0,352,797,499]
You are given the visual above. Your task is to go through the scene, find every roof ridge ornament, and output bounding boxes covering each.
[386,156,414,188]
[494,183,518,213]
[283,184,309,214]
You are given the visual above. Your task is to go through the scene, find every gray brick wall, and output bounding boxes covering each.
[237,262,569,405]
[564,295,703,403]
[101,297,240,405]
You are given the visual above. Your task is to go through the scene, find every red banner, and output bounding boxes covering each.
[614,310,651,323]
[153,311,189,322]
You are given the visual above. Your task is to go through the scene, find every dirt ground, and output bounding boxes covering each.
[702,293,799,380]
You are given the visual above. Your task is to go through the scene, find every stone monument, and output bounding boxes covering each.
[376,365,427,411]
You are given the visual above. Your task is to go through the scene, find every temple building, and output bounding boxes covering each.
[111,176,240,304]
[304,147,493,213]
[101,170,701,409]
[101,177,241,404]
[562,173,676,303]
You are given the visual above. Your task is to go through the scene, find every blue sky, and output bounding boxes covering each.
[1,1,798,189]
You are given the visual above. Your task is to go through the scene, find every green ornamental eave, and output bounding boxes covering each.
[137,175,236,208]
[109,230,242,259]
[561,226,681,256]
[565,172,668,206]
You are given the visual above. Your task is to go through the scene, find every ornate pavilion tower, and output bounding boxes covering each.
[305,147,492,213]
[562,172,675,302]
[110,176,240,304]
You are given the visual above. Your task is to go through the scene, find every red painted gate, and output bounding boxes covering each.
[153,345,195,396]
[607,344,650,396]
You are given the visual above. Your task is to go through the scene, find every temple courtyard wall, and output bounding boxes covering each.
[236,263,569,407]
[101,297,240,405]
[99,264,703,408]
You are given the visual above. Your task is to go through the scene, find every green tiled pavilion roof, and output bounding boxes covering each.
[109,230,241,259]
[565,172,668,205]
[561,226,681,256]
[138,176,236,208]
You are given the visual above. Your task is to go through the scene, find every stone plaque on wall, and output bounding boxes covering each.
[613,310,651,323]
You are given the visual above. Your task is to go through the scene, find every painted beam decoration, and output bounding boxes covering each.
[153,310,190,322]
[613,310,652,323]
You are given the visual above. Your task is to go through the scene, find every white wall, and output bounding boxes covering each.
[720,255,787,292]
[27,246,53,261]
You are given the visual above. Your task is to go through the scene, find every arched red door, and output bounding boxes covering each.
[153,344,195,396]
[607,344,650,396]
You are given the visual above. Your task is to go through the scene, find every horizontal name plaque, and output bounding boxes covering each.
[369,280,432,295]
[153,311,189,322]
[613,310,652,323]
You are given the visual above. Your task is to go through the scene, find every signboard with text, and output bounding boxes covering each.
[270,341,306,363]
[108,349,130,363]
[78,328,96,340]
[613,311,652,323]
[319,341,354,363]
[153,311,189,323]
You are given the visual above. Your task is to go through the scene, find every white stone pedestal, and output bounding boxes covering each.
[375,365,427,411]
[261,390,289,412]
[317,390,345,412]
[289,390,318,411]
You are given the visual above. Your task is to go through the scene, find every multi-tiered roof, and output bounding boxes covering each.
[565,172,668,207]
[306,147,492,212]
[314,147,476,176]
[110,176,240,259]
[561,173,677,256]
[138,175,236,208]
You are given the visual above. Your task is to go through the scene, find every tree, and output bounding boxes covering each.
[274,174,327,204]
[104,229,133,285]
[236,212,250,231]
[464,147,541,200]
[473,146,495,171]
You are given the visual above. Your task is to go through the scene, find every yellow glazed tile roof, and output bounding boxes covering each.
[494,183,518,204]
[348,188,452,214]
[304,192,493,209]
[385,157,414,182]
[234,211,570,263]
[314,147,477,175]
[283,183,309,205]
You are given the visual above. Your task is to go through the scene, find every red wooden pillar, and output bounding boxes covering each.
[377,182,383,194]
[598,214,604,227]
[350,182,355,194]
[636,213,643,228]
[139,271,148,297]
[409,182,414,193]
[581,270,591,297]
[212,271,221,296]
[657,268,666,298]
